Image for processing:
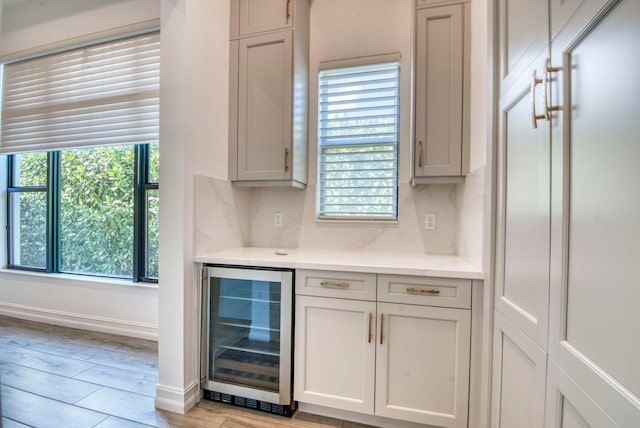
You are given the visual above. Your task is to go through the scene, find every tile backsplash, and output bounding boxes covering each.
[195,175,458,255]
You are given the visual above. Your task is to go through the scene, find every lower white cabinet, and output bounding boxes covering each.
[294,295,376,414]
[375,302,470,427]
[294,270,472,428]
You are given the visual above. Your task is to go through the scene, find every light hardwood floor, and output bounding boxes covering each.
[0,315,373,428]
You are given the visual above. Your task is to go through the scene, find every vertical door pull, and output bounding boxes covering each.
[379,313,384,345]
[417,140,423,168]
[284,148,289,172]
[286,0,291,22]
[544,58,562,119]
[531,70,545,129]
[368,312,372,343]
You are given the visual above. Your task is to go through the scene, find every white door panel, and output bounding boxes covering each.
[491,312,547,428]
[549,0,640,425]
[545,358,618,428]
[495,61,551,349]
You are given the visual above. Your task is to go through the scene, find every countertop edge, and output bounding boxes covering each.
[194,248,484,280]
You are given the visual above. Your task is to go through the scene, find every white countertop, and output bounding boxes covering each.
[195,247,483,280]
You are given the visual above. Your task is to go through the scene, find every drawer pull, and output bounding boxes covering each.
[320,281,350,289]
[406,287,440,295]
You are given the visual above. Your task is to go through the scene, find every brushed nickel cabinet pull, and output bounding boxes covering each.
[320,281,350,288]
[406,287,440,295]
[284,148,289,172]
[368,312,372,343]
[380,313,384,345]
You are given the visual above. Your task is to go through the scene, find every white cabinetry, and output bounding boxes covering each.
[229,0,308,188]
[295,295,376,414]
[295,270,471,428]
[412,0,469,184]
[492,0,640,426]
[230,0,293,38]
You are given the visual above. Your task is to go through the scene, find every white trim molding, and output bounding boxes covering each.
[155,381,201,415]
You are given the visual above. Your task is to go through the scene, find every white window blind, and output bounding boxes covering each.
[317,58,400,220]
[0,32,159,154]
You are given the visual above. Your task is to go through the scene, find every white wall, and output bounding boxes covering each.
[0,0,160,340]
[0,0,159,60]
[456,0,489,267]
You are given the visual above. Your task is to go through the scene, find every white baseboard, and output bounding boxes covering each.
[155,381,201,414]
[0,302,158,341]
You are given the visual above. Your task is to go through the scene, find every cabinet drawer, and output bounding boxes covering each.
[377,274,471,309]
[296,270,376,301]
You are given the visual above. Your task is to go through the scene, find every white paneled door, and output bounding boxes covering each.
[548,0,640,424]
[494,0,640,426]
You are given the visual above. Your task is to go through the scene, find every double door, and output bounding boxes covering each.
[493,0,640,426]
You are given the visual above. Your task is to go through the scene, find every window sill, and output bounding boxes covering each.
[315,217,400,225]
[0,268,158,290]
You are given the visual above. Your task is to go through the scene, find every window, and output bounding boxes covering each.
[6,145,158,281]
[1,32,159,282]
[317,55,400,220]
[7,152,48,269]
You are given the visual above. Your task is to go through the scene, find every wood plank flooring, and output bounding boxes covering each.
[0,315,372,428]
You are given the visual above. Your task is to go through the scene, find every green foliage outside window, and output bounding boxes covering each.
[9,145,159,280]
[60,146,135,277]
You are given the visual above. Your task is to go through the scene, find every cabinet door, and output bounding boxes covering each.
[231,0,292,38]
[375,302,470,427]
[548,0,640,424]
[414,4,463,178]
[496,0,548,96]
[237,31,292,182]
[491,311,547,428]
[545,359,618,428]
[294,296,376,414]
[494,53,551,349]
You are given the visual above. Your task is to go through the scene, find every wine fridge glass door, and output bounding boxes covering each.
[204,266,293,405]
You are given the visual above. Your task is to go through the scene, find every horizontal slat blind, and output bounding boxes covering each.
[318,60,399,219]
[0,32,160,154]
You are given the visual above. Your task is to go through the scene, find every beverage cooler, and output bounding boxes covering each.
[201,265,294,415]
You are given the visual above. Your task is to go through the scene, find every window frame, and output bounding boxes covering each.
[5,144,158,283]
[316,53,401,221]
[6,153,50,272]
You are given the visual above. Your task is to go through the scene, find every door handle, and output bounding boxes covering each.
[531,70,545,129]
[544,57,562,120]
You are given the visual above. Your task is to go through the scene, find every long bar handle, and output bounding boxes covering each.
[284,148,289,172]
[531,70,545,129]
[286,0,291,22]
[380,313,384,345]
[368,312,372,343]
[320,281,350,288]
[407,287,440,295]
[417,140,423,168]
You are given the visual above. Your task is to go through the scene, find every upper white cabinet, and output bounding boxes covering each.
[230,0,293,38]
[229,0,309,188]
[412,0,469,184]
